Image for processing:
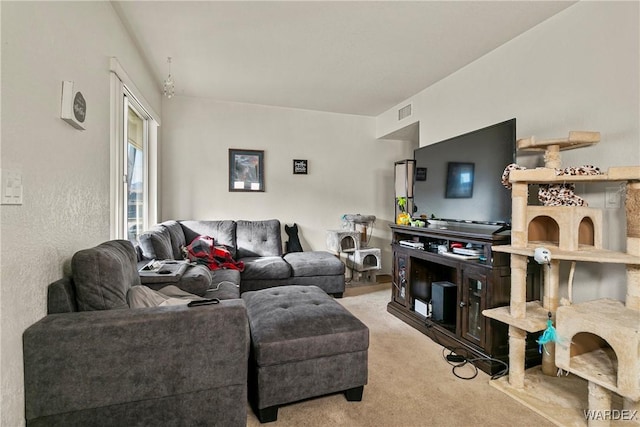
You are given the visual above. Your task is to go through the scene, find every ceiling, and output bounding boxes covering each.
[114,1,576,117]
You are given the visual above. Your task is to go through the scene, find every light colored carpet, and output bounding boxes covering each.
[246,283,554,427]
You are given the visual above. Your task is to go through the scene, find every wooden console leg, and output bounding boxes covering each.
[344,386,364,401]
[257,406,278,423]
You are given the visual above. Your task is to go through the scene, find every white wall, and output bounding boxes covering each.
[0,2,160,425]
[376,1,639,302]
[160,96,414,270]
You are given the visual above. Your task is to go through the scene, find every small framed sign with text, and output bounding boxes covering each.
[293,159,308,175]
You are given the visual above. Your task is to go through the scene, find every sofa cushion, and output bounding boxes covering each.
[180,220,237,258]
[159,220,187,260]
[283,251,345,277]
[127,285,200,308]
[210,268,241,287]
[240,256,291,280]
[205,282,240,301]
[138,226,174,260]
[177,265,212,296]
[236,219,282,258]
[71,240,140,311]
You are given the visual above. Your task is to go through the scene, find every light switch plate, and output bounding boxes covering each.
[1,169,23,205]
[605,187,620,209]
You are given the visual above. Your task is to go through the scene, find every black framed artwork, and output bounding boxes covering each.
[293,159,308,174]
[228,149,265,192]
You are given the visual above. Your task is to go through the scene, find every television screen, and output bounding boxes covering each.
[413,119,515,225]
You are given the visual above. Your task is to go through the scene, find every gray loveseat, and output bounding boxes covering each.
[23,240,250,427]
[138,219,346,297]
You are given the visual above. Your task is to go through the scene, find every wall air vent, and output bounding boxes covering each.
[398,104,412,121]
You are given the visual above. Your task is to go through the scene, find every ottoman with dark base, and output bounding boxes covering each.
[242,285,369,423]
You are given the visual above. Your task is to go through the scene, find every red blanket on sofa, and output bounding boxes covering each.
[185,235,245,272]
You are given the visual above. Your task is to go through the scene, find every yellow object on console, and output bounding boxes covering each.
[396,212,411,225]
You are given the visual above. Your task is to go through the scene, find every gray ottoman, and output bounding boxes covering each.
[242,285,369,423]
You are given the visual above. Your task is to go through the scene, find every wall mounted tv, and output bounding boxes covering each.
[413,118,516,226]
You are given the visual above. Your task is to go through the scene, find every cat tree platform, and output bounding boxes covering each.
[507,166,639,184]
[489,367,635,427]
[493,245,639,265]
[517,131,600,169]
[327,215,382,284]
[483,301,550,333]
[556,299,640,402]
[485,131,640,426]
[517,131,600,152]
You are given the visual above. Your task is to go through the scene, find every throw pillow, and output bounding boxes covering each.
[138,225,174,260]
[160,220,187,260]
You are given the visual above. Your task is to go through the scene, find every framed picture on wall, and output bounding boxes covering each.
[228,149,265,192]
[293,159,308,174]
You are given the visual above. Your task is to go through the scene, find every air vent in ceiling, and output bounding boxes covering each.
[398,104,412,121]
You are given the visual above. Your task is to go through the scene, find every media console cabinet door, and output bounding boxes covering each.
[393,251,410,307]
[460,267,488,347]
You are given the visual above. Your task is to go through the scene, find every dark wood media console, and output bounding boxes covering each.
[388,223,541,375]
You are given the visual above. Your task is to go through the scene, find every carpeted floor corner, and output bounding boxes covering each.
[246,282,554,427]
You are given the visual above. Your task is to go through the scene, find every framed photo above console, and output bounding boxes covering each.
[229,149,264,192]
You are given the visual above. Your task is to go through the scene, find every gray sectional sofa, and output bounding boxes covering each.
[137,219,346,297]
[23,220,350,425]
[24,240,250,427]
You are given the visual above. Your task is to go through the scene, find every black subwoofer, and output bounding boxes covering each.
[431,281,456,324]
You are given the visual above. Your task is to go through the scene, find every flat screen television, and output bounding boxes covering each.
[413,118,516,226]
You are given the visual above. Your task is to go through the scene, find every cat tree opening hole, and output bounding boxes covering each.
[578,217,595,246]
[340,236,357,252]
[363,254,379,268]
[528,216,559,245]
[570,332,618,387]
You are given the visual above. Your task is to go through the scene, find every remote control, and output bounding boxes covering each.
[187,298,220,307]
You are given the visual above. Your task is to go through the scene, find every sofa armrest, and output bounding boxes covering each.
[47,277,78,314]
[24,300,249,422]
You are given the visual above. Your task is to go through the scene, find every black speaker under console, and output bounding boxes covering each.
[431,281,456,324]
